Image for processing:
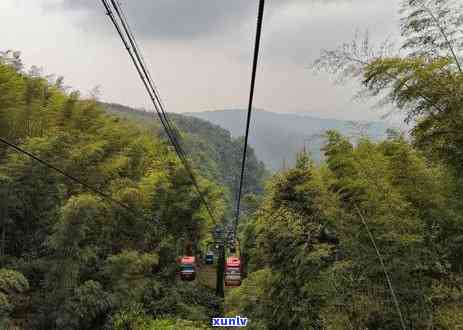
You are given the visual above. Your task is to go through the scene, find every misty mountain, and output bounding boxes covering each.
[187,109,393,171]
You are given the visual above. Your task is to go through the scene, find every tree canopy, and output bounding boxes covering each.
[229,0,463,328]
[0,55,231,329]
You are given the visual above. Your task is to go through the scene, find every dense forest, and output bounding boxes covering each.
[2,0,463,329]
[0,53,265,329]
[228,0,463,329]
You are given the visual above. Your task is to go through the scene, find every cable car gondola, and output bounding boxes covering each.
[180,256,196,281]
[225,256,241,287]
[205,250,214,264]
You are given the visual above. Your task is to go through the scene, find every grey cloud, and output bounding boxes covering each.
[44,0,400,69]
[45,0,374,40]
[46,0,259,39]
[262,0,399,65]
[22,0,401,121]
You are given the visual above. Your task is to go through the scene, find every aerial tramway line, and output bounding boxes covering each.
[97,2,408,327]
[99,0,266,293]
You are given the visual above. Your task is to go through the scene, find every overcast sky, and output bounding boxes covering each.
[1,0,402,121]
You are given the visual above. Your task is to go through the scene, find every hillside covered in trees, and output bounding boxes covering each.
[101,103,267,214]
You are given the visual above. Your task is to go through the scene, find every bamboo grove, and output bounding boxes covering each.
[228,0,463,329]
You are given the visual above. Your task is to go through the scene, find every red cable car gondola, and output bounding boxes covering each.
[225,256,241,287]
[180,256,196,281]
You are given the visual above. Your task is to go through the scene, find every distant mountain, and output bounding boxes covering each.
[187,109,393,171]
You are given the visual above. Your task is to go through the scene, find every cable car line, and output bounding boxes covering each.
[109,0,183,152]
[102,0,184,162]
[103,0,183,167]
[103,2,402,313]
[102,0,179,155]
[227,2,405,325]
[103,3,404,320]
[101,0,216,223]
[354,204,406,330]
[0,136,144,218]
[234,0,266,232]
[103,0,214,221]
[218,0,266,294]
[111,0,188,162]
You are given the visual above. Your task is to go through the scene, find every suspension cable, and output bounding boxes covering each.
[101,0,217,222]
[104,0,214,220]
[354,205,406,329]
[110,0,183,151]
[234,0,266,231]
[0,136,141,216]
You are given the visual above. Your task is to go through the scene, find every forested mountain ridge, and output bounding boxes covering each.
[101,102,267,214]
[188,109,393,171]
[0,59,227,328]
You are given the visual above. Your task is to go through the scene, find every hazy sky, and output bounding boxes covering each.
[1,0,402,121]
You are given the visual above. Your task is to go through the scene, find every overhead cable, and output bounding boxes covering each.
[234,0,266,231]
[101,0,216,222]
[0,136,138,215]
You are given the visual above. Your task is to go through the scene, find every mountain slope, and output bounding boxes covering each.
[187,109,392,171]
[101,103,268,212]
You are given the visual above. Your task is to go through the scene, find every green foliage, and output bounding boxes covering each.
[315,0,463,177]
[109,303,156,330]
[0,269,29,294]
[9,1,463,326]
[104,250,158,304]
[55,280,112,330]
[109,303,209,330]
[234,153,341,329]
[189,109,391,172]
[103,103,267,216]
[0,59,226,328]
[226,268,273,330]
[309,3,463,326]
[0,269,29,328]
[400,0,463,66]
[309,3,463,325]
[148,318,210,329]
[236,131,463,329]
[141,280,221,322]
